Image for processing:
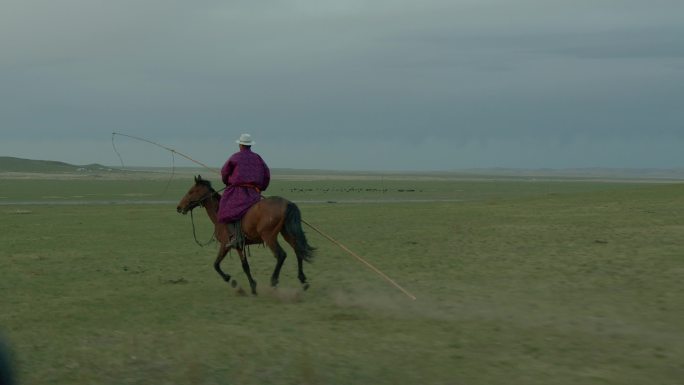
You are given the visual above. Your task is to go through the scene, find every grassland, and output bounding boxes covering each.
[1,170,683,385]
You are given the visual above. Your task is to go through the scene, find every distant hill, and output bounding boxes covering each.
[2,156,683,181]
[458,167,684,180]
[0,156,113,173]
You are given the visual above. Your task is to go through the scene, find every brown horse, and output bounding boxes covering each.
[176,175,315,295]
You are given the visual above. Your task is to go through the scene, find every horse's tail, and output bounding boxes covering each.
[283,202,315,262]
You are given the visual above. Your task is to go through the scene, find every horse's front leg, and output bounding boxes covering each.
[237,248,258,295]
[214,244,237,288]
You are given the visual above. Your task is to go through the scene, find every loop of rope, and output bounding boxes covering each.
[112,132,177,198]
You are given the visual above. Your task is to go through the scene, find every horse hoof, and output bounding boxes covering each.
[303,283,310,291]
[231,280,237,288]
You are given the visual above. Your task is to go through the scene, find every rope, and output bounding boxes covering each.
[111,132,126,169]
[161,149,176,197]
[112,132,219,173]
[112,132,178,197]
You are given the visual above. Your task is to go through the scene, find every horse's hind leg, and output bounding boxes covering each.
[266,238,287,288]
[237,248,258,295]
[214,245,237,288]
[295,255,309,290]
[283,235,309,290]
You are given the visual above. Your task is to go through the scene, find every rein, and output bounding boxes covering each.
[190,208,215,247]
[188,186,225,208]
[187,186,225,247]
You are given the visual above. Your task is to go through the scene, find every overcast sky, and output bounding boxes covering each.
[2,0,683,171]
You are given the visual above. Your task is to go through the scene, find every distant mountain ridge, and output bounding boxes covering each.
[0,156,112,173]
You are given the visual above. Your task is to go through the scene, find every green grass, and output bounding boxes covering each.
[0,172,650,203]
[1,176,683,384]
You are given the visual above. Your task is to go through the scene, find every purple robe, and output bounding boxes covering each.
[217,147,270,223]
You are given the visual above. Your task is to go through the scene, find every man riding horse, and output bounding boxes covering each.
[218,133,270,248]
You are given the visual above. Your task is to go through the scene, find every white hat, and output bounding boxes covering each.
[236,133,255,146]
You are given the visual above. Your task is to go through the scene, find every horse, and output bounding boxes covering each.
[176,175,315,295]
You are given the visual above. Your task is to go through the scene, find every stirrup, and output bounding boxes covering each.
[226,237,239,249]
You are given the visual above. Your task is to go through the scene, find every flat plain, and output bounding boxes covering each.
[1,170,683,385]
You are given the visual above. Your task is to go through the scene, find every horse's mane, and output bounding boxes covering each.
[196,177,213,189]
[196,177,221,202]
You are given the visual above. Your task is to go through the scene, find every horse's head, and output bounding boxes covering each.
[176,175,215,215]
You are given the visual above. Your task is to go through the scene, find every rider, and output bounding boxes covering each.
[218,133,271,247]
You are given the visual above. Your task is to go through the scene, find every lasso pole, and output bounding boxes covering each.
[302,219,417,300]
[112,132,220,173]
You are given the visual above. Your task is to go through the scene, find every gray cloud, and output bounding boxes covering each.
[1,0,683,170]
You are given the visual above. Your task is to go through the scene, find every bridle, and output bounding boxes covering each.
[182,185,225,212]
[182,185,226,247]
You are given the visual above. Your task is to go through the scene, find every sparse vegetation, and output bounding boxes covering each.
[1,167,683,384]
